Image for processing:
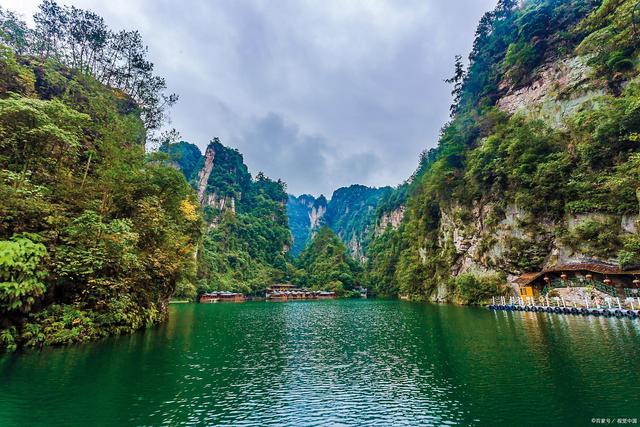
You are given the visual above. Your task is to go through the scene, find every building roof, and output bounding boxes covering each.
[514,273,542,285]
[201,291,243,296]
[269,283,296,288]
[515,263,640,286]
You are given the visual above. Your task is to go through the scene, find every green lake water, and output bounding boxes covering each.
[1,300,640,426]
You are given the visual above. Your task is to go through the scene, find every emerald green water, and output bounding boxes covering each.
[1,300,640,426]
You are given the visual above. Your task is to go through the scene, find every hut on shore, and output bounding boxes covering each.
[199,291,246,303]
[265,284,336,301]
[514,262,640,299]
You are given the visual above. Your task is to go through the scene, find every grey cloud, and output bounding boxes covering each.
[232,112,385,196]
[7,0,498,196]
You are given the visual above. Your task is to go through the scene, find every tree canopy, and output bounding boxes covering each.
[0,8,199,350]
[0,1,176,135]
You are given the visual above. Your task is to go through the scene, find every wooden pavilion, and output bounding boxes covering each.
[514,263,640,299]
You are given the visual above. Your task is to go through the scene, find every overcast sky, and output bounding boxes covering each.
[5,0,496,196]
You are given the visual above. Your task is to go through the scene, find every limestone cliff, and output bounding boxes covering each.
[287,194,328,256]
[287,185,391,260]
[375,206,405,235]
[196,144,216,203]
[364,0,640,301]
[164,138,292,293]
[183,138,252,227]
[309,197,327,229]
[496,56,605,128]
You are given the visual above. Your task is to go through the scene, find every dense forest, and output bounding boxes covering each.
[287,185,392,259]
[162,139,295,297]
[0,2,199,350]
[293,226,363,296]
[365,0,640,302]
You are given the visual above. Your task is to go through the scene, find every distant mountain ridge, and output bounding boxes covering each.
[288,184,392,260]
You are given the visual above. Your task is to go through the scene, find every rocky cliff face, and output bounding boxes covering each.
[309,197,327,229]
[436,46,637,296]
[435,200,640,301]
[496,56,605,128]
[376,206,405,235]
[324,185,392,261]
[364,0,640,301]
[196,144,216,203]
[287,194,328,256]
[178,138,252,226]
[287,185,391,260]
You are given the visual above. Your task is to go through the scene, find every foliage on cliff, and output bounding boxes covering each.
[198,138,253,204]
[164,140,293,296]
[294,227,362,294]
[323,185,393,259]
[160,141,203,181]
[0,31,200,349]
[366,0,640,299]
[287,194,327,256]
[0,1,176,134]
[286,194,316,256]
[287,185,391,259]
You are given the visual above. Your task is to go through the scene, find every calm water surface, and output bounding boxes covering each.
[1,300,640,426]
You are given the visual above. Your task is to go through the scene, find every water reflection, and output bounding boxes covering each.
[1,300,639,426]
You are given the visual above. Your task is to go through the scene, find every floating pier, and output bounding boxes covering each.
[266,284,336,301]
[200,292,246,303]
[488,296,640,319]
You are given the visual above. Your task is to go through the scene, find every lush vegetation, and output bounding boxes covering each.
[450,273,507,305]
[293,227,362,295]
[160,141,203,182]
[0,1,176,136]
[287,185,391,259]
[165,140,294,296]
[323,185,392,259]
[365,0,640,301]
[0,3,201,350]
[287,194,325,256]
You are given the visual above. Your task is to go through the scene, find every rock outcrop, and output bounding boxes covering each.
[376,206,405,235]
[497,56,605,128]
[196,144,215,203]
[309,197,327,229]
[287,194,328,256]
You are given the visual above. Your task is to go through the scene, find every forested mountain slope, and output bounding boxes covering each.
[162,140,294,295]
[0,3,199,350]
[287,194,327,256]
[293,226,363,295]
[287,185,391,259]
[366,0,640,302]
[324,185,393,261]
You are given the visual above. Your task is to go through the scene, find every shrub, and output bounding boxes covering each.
[562,218,622,258]
[0,234,47,315]
[618,234,640,269]
[453,273,507,305]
